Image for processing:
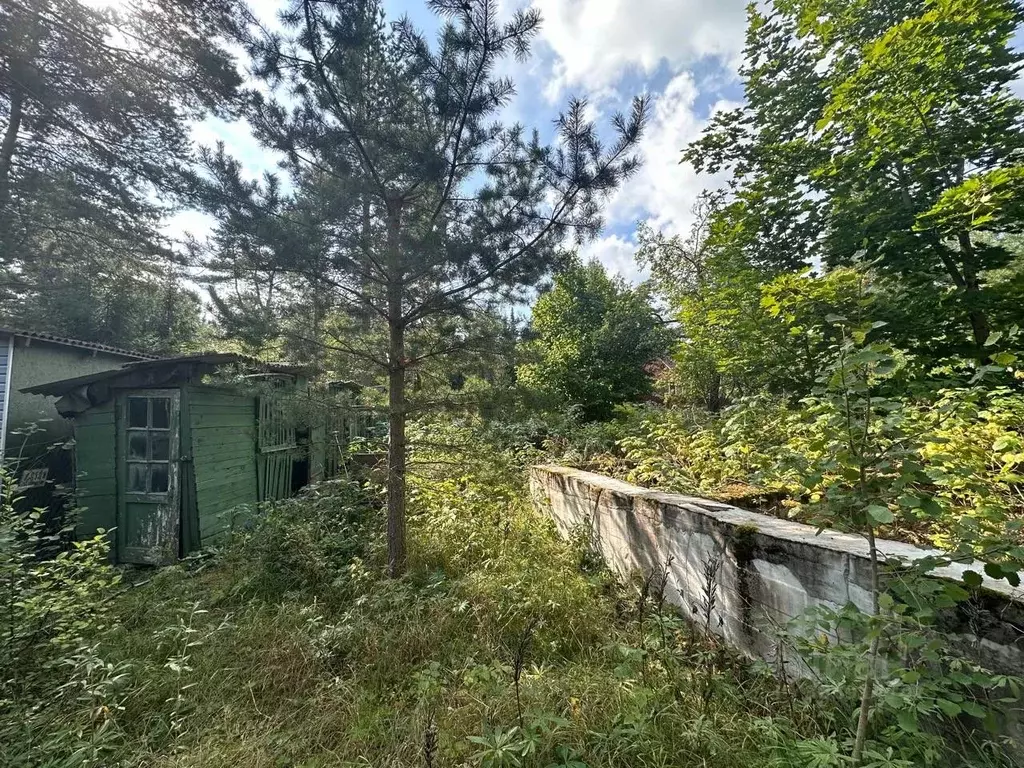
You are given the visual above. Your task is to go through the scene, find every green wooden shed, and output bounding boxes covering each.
[23,353,347,565]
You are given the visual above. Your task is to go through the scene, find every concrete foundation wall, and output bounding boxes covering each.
[530,464,1024,677]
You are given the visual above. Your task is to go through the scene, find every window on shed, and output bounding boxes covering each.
[258,397,296,453]
[126,396,173,494]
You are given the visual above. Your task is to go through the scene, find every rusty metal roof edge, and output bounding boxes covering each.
[0,327,159,360]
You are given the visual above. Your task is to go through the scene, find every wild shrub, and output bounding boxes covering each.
[614,383,1024,552]
[777,316,1022,764]
[407,418,612,654]
[219,478,375,603]
[565,297,1024,764]
[906,386,1024,551]
[0,475,128,767]
[3,422,1018,767]
[618,395,795,496]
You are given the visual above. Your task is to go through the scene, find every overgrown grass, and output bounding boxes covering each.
[1,428,1017,767]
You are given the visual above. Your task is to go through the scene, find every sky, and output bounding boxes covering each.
[80,0,1024,286]
[160,0,751,284]
[80,0,746,287]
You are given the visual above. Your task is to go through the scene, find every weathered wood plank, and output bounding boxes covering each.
[74,401,117,537]
[195,464,255,486]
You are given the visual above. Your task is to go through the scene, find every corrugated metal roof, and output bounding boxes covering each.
[0,327,158,360]
[21,352,311,396]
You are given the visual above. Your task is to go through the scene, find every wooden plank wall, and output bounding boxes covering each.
[256,396,296,502]
[257,451,293,502]
[188,388,258,546]
[324,407,374,479]
[179,386,199,553]
[0,334,10,460]
[73,400,117,539]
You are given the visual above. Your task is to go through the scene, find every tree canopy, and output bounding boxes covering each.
[194,0,647,573]
[0,0,242,348]
[518,261,671,421]
[685,0,1024,360]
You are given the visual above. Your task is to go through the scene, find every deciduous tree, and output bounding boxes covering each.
[686,0,1024,360]
[518,261,670,421]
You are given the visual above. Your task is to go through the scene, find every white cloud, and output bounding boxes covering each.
[581,73,738,282]
[162,209,216,243]
[191,117,282,180]
[531,0,748,100]
[248,0,283,24]
[579,233,646,282]
[497,2,749,283]
[609,72,736,233]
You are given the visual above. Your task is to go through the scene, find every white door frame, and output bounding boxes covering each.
[0,336,14,463]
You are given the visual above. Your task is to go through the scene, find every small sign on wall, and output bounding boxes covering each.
[17,467,49,489]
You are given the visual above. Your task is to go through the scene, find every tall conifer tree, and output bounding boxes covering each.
[196,0,648,574]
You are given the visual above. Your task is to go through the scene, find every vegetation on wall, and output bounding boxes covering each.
[503,1,1024,761]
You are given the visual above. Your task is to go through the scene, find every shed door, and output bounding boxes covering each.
[118,390,180,565]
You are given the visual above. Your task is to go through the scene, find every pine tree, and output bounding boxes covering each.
[0,0,242,345]
[195,0,647,575]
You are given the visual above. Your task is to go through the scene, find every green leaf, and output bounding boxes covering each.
[897,708,919,733]
[993,436,1015,451]
[901,670,921,684]
[919,497,944,517]
[991,351,1017,366]
[984,562,1004,580]
[985,331,1004,347]
[962,570,983,588]
[961,700,986,718]
[867,504,894,524]
[936,698,962,717]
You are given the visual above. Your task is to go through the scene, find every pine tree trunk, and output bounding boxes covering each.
[386,280,407,577]
[0,88,23,215]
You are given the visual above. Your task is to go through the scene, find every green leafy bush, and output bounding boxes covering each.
[614,382,1024,553]
[219,478,374,603]
[619,395,795,497]
[595,306,1024,764]
[517,260,673,421]
[0,475,128,767]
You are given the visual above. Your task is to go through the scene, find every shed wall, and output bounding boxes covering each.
[0,335,11,459]
[188,387,258,545]
[9,342,134,465]
[73,401,117,539]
